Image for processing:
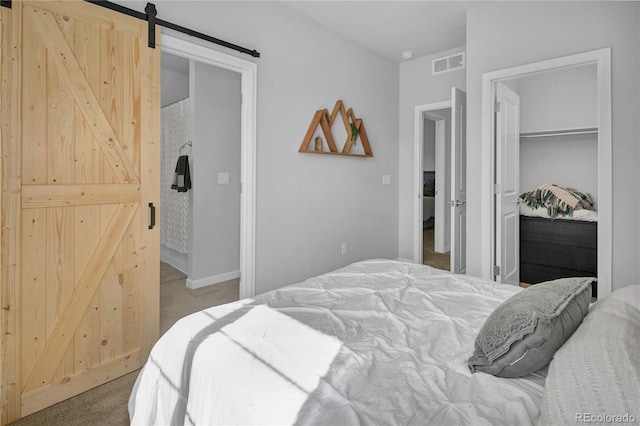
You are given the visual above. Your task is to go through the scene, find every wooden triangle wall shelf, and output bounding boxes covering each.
[299,100,373,157]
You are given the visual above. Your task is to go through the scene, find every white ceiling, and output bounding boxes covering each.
[281,1,486,62]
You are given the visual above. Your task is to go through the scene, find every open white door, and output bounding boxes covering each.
[495,82,520,285]
[450,87,466,273]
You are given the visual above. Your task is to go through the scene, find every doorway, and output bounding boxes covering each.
[482,48,612,297]
[412,87,466,272]
[161,34,257,299]
[422,109,451,270]
[160,53,241,290]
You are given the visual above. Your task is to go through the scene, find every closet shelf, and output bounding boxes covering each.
[520,127,598,138]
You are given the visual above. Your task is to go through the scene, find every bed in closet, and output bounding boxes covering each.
[519,184,598,296]
[128,259,639,425]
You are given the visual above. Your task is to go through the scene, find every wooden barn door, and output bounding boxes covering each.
[0,1,160,422]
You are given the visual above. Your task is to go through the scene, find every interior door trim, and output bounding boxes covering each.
[411,100,451,264]
[481,48,612,297]
[161,34,257,299]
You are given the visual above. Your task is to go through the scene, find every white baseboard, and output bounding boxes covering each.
[435,245,451,254]
[160,247,188,274]
[187,270,240,290]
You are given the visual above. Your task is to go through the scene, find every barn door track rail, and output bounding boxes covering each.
[80,0,261,57]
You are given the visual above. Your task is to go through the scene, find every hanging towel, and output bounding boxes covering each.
[171,155,191,192]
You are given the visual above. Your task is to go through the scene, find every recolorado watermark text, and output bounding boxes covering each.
[576,413,637,423]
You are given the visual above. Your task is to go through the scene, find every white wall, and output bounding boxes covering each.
[466,1,640,290]
[423,118,435,171]
[115,1,399,294]
[517,65,598,204]
[189,62,241,284]
[439,109,452,250]
[161,55,189,107]
[517,65,597,133]
[398,47,465,260]
[520,134,598,205]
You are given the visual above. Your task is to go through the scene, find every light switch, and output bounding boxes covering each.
[218,172,229,184]
[382,174,391,185]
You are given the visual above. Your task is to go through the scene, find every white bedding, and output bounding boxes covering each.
[129,259,545,425]
[519,203,598,222]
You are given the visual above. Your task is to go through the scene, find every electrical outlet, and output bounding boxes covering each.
[218,172,229,184]
[341,242,348,256]
[382,174,391,185]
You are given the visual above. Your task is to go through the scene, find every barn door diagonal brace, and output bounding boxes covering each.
[1,0,11,9]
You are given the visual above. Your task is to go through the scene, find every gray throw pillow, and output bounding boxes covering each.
[468,277,594,378]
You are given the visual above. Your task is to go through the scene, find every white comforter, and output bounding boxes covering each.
[129,259,545,425]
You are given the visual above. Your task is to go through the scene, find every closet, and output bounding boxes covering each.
[512,64,599,295]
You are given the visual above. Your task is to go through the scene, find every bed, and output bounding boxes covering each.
[128,259,639,426]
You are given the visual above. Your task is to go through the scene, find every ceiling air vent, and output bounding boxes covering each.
[432,52,465,75]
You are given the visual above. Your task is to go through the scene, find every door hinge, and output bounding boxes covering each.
[494,101,501,113]
[493,265,501,276]
[0,0,11,8]
[493,183,500,194]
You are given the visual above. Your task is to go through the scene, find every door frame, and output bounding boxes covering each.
[480,48,612,297]
[161,34,257,299]
[412,100,451,264]
[423,111,448,253]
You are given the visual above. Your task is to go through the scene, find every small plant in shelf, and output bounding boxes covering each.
[350,123,359,144]
[298,100,372,157]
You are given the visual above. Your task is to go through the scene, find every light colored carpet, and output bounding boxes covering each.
[160,260,187,283]
[10,262,239,425]
[9,370,137,426]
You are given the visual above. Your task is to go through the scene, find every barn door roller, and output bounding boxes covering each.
[145,2,157,48]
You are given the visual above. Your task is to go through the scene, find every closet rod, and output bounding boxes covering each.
[163,96,190,108]
[84,1,260,58]
[520,127,598,138]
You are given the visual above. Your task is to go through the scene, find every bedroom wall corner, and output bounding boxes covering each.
[465,1,640,290]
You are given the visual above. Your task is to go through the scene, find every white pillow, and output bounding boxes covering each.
[538,285,640,425]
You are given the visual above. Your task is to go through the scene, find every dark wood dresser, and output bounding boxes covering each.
[520,215,597,297]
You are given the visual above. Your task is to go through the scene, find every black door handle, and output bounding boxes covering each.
[148,202,156,229]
